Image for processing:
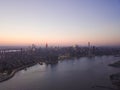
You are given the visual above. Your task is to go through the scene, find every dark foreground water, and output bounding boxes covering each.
[0,56,120,90]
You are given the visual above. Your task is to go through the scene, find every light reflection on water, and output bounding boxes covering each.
[0,56,120,90]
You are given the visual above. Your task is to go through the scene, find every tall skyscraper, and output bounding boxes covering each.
[31,44,36,51]
[46,43,48,48]
[88,42,91,56]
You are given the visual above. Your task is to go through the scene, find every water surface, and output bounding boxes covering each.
[0,56,120,90]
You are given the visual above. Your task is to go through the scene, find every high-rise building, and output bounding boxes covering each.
[88,42,91,56]
[46,43,48,48]
[31,44,36,51]
[88,42,90,48]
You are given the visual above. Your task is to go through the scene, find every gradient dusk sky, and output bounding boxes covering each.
[0,0,120,46]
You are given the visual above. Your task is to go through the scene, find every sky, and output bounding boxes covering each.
[0,0,120,46]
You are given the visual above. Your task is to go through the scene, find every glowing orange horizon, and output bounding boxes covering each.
[0,38,120,46]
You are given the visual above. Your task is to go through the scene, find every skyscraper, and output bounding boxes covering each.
[46,43,48,48]
[88,42,91,56]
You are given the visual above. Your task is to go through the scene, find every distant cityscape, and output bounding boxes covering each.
[0,42,120,82]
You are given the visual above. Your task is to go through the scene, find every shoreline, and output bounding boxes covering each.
[109,61,120,68]
[0,62,37,83]
[0,55,119,83]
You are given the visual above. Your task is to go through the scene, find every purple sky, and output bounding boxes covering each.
[0,0,120,46]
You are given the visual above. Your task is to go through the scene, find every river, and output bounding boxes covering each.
[0,56,120,90]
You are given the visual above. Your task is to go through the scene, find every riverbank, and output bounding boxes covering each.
[109,61,120,68]
[0,62,37,83]
[109,60,120,89]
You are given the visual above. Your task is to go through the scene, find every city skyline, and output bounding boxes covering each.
[0,0,120,46]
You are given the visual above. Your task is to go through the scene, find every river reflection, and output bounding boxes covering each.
[0,56,120,90]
